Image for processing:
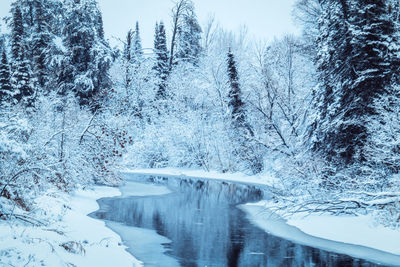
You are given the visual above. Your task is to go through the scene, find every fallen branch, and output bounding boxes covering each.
[1,213,46,226]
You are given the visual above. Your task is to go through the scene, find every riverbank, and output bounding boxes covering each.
[0,185,142,267]
[243,201,400,266]
[126,168,400,266]
[123,167,279,187]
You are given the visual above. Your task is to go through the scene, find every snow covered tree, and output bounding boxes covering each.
[124,29,133,63]
[175,2,202,65]
[123,29,133,90]
[10,4,35,107]
[308,0,400,189]
[154,21,169,100]
[227,49,247,130]
[31,0,53,89]
[11,51,35,108]
[132,21,143,65]
[0,50,12,104]
[62,0,111,108]
[309,0,353,164]
[364,91,400,184]
[226,49,263,174]
[10,5,24,62]
[96,12,105,39]
[169,0,202,67]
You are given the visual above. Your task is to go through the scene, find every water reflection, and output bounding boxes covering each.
[93,176,381,267]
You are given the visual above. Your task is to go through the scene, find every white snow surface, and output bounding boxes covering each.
[0,186,142,267]
[287,213,400,256]
[120,180,172,197]
[123,167,279,187]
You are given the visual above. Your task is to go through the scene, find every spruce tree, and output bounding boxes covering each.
[227,49,246,129]
[0,50,12,104]
[154,21,169,100]
[124,29,133,89]
[11,49,35,107]
[62,0,111,108]
[32,0,52,88]
[10,4,35,107]
[11,5,24,61]
[310,0,354,164]
[226,49,260,174]
[311,0,400,169]
[132,21,143,64]
[97,14,105,40]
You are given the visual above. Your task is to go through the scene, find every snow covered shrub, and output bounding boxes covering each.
[364,92,400,188]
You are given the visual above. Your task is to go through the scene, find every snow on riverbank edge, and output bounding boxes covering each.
[124,168,400,266]
[242,202,400,266]
[0,186,142,267]
[123,167,279,187]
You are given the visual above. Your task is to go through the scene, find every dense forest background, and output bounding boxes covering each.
[1,0,400,226]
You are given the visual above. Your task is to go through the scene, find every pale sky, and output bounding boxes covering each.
[0,0,300,48]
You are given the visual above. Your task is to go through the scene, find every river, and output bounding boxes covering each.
[91,173,384,267]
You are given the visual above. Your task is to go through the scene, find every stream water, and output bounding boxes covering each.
[91,174,384,267]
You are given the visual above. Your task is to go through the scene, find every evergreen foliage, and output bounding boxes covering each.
[311,0,400,170]
[154,21,169,99]
[62,0,111,108]
[227,49,246,128]
[32,0,52,88]
[123,29,133,89]
[11,49,35,107]
[132,21,143,64]
[10,3,35,107]
[0,50,12,104]
[226,49,261,174]
[11,5,24,61]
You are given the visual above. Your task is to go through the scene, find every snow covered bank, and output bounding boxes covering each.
[123,167,279,187]
[0,186,142,267]
[243,201,400,266]
[120,180,172,197]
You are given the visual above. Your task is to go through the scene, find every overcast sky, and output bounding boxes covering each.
[0,0,300,48]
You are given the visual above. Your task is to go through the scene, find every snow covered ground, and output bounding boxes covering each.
[0,186,142,267]
[126,168,400,266]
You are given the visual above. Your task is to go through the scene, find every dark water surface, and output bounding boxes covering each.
[92,174,386,267]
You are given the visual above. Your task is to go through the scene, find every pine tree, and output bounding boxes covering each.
[32,0,52,88]
[11,49,35,107]
[96,14,105,40]
[123,29,133,89]
[226,49,260,174]
[310,0,354,164]
[10,4,35,107]
[311,0,400,169]
[154,21,169,100]
[227,49,246,129]
[132,21,143,64]
[0,50,12,104]
[62,0,111,108]
[11,5,24,61]
[124,29,133,62]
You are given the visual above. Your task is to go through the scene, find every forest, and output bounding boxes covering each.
[1,0,400,253]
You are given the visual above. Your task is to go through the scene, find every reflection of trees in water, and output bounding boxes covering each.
[95,177,379,267]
